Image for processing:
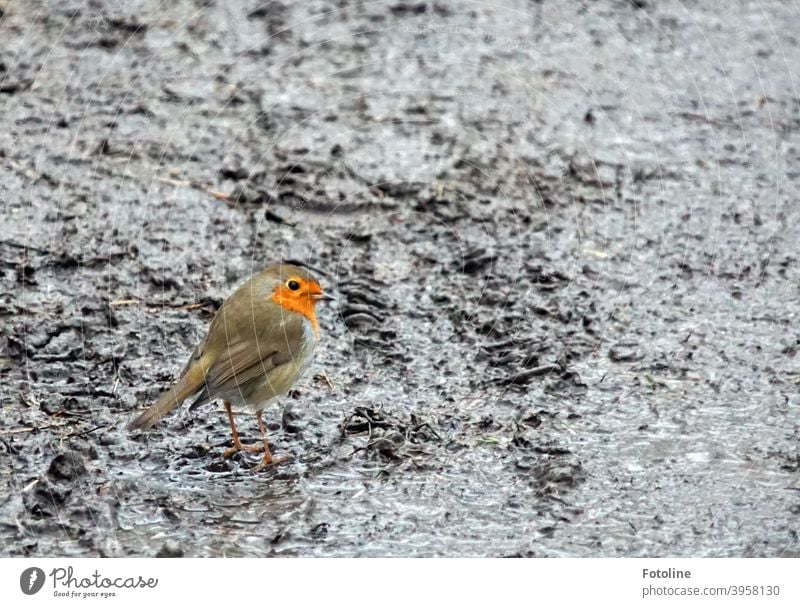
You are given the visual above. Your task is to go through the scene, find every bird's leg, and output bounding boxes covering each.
[256,411,273,466]
[254,410,293,470]
[222,401,263,457]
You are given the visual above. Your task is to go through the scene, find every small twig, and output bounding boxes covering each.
[265,208,296,226]
[61,424,109,441]
[411,422,441,441]
[0,427,38,435]
[0,423,71,435]
[320,370,334,391]
[0,239,52,255]
[109,299,214,311]
[497,363,562,386]
[158,176,233,203]
[179,302,208,311]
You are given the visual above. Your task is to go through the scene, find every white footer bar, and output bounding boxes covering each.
[2,558,797,606]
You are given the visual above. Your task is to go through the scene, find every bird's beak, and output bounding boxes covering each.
[313,293,335,302]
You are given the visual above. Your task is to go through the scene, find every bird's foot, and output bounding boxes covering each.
[254,453,293,472]
[223,441,263,458]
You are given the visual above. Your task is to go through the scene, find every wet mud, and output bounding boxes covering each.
[1,1,799,556]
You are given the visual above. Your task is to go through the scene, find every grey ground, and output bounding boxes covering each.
[1,0,799,557]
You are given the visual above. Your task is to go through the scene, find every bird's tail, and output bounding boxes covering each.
[128,363,207,431]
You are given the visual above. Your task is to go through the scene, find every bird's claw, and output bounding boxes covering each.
[254,453,293,472]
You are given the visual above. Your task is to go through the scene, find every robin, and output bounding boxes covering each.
[128,263,332,469]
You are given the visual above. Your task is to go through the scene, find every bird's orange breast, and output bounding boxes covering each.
[271,287,319,336]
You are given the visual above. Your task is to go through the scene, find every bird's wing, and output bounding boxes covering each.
[196,306,308,402]
[206,339,280,392]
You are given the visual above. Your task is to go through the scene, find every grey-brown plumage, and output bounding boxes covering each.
[128,264,325,436]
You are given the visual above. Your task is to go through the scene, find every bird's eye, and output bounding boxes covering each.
[287,279,300,291]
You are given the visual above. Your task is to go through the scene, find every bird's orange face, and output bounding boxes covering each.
[271,275,328,334]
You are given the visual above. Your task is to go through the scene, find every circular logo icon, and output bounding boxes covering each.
[20,567,46,595]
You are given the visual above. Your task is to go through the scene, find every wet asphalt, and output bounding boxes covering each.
[1,0,798,556]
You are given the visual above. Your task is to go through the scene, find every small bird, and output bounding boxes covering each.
[128,263,332,469]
